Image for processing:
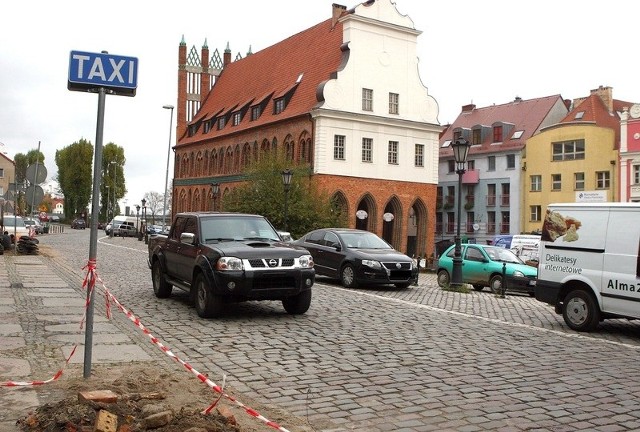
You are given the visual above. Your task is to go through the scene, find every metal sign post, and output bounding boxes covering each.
[68,49,138,378]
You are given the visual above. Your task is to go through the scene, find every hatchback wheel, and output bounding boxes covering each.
[437,269,450,287]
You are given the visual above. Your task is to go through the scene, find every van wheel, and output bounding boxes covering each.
[563,289,600,332]
[436,269,450,287]
[194,273,223,318]
[152,261,172,298]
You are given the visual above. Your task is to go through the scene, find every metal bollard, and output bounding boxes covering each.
[501,262,507,298]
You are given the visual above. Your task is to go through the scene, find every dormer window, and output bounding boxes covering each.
[218,117,226,130]
[232,112,242,126]
[204,121,211,133]
[274,98,285,114]
[493,125,503,143]
[251,105,261,121]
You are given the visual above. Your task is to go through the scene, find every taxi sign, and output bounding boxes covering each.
[68,50,138,96]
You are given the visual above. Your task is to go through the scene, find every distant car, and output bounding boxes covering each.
[292,228,417,288]
[277,231,294,242]
[114,222,137,237]
[436,243,537,295]
[71,218,86,229]
[24,218,44,234]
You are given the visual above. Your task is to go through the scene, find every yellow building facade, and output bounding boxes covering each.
[522,123,616,233]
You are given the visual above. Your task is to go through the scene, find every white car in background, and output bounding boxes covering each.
[2,215,31,239]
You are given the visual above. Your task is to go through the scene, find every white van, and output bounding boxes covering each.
[106,215,138,236]
[535,203,640,331]
[509,234,541,265]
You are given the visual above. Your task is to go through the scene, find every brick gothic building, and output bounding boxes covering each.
[172,0,442,258]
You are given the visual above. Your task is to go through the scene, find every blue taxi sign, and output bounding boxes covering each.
[68,50,138,96]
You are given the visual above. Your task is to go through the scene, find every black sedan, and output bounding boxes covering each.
[293,228,417,288]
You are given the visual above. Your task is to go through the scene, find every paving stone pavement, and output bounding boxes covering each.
[2,228,640,431]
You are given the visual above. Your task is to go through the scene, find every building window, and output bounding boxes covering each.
[506,154,515,169]
[389,92,399,114]
[596,171,610,189]
[334,135,345,160]
[501,183,510,206]
[218,117,226,130]
[204,121,211,133]
[362,138,373,163]
[415,144,424,167]
[362,88,373,111]
[472,128,481,145]
[232,112,242,126]
[0,168,3,178]
[501,211,510,233]
[488,156,496,171]
[552,174,561,191]
[530,205,542,222]
[447,212,455,233]
[447,160,455,173]
[552,139,585,161]
[530,175,541,192]
[634,165,640,184]
[575,172,585,190]
[274,98,285,114]
[493,126,503,143]
[487,211,496,233]
[251,106,261,121]
[467,160,475,170]
[487,184,496,206]
[388,141,398,164]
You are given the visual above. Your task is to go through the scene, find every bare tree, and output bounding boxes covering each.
[143,191,163,224]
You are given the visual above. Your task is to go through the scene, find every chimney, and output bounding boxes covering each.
[591,85,613,112]
[461,103,476,113]
[223,42,231,66]
[332,3,346,28]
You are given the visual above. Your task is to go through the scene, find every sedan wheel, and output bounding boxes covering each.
[437,269,450,287]
[341,264,357,288]
[489,275,503,294]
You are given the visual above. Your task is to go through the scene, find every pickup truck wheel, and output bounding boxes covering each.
[152,261,172,298]
[282,289,312,315]
[563,289,600,332]
[341,264,357,288]
[194,273,223,318]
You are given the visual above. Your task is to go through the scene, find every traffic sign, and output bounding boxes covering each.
[68,50,138,96]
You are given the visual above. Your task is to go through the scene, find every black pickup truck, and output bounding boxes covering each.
[147,212,315,318]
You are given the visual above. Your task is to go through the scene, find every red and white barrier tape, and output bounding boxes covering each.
[2,258,292,432]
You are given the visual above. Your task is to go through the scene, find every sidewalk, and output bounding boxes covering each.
[0,250,154,430]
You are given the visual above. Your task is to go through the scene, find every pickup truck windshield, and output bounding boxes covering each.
[199,216,280,242]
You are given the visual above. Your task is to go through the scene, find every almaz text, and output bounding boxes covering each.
[608,279,640,292]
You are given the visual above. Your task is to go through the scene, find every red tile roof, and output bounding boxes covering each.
[180,17,346,145]
[439,95,565,157]
[559,94,632,148]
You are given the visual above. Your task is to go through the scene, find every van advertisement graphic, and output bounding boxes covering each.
[541,209,582,242]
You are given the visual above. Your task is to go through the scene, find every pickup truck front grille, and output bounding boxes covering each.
[247,258,295,268]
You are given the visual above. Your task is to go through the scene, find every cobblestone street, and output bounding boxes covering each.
[3,228,640,431]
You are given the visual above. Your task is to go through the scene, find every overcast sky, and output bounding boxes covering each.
[1,0,637,214]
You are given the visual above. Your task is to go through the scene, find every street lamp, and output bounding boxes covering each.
[162,104,174,234]
[211,183,220,211]
[142,198,148,244]
[135,205,140,236]
[450,137,471,287]
[281,169,293,232]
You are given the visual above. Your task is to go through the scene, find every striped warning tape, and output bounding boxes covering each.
[2,258,292,432]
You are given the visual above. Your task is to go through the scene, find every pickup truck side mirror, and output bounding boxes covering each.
[180,232,196,245]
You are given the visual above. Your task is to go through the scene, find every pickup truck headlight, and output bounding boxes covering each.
[512,270,524,277]
[299,255,314,268]
[361,259,382,270]
[216,257,243,271]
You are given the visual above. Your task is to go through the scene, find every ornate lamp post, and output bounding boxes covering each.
[450,137,471,287]
[142,198,148,244]
[281,169,293,232]
[162,105,174,233]
[211,183,220,211]
[135,204,140,237]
